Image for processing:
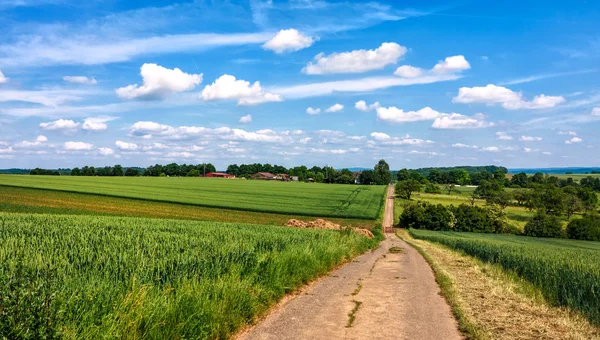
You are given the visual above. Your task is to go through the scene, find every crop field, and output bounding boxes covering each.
[410,229,600,325]
[0,175,385,219]
[0,186,377,228]
[0,212,378,339]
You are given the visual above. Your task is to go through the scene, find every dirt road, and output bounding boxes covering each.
[238,186,462,340]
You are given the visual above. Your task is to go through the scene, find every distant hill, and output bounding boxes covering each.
[509,167,600,174]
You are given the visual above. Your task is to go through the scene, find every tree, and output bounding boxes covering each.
[510,172,530,188]
[111,165,124,177]
[474,180,503,199]
[424,183,441,194]
[531,172,544,184]
[528,184,567,216]
[226,164,239,176]
[512,189,532,206]
[124,168,140,177]
[186,169,200,177]
[358,170,375,185]
[427,169,442,184]
[486,190,512,210]
[445,183,456,195]
[314,172,325,183]
[374,159,391,185]
[562,186,582,220]
[70,167,81,176]
[524,213,563,238]
[395,179,423,200]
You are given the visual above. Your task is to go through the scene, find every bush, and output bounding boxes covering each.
[524,213,563,238]
[399,202,453,231]
[451,204,497,233]
[567,215,600,241]
[424,183,441,194]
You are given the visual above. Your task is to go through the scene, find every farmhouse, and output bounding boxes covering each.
[205,172,235,178]
[251,172,289,181]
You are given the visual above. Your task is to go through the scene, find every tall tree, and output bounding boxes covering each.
[374,159,391,185]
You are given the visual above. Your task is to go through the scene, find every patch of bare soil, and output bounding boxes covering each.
[285,219,374,239]
[404,231,600,340]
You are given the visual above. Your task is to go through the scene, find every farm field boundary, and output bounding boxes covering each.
[0,176,386,219]
[409,229,600,326]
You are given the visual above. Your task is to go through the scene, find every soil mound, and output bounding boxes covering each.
[285,219,374,239]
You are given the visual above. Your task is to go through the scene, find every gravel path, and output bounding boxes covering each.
[238,186,462,340]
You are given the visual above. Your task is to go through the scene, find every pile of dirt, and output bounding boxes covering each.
[285,219,374,239]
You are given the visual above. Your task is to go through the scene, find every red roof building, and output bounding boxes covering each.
[205,172,235,178]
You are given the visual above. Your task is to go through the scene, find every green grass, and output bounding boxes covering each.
[0,186,377,229]
[409,229,600,326]
[0,212,379,339]
[0,175,386,219]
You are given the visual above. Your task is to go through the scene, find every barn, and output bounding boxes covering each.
[205,172,235,178]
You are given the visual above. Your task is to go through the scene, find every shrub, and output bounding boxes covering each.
[451,204,496,233]
[424,183,441,194]
[524,213,563,238]
[567,215,600,241]
[399,202,453,231]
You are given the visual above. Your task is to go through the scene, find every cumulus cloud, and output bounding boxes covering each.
[262,29,314,53]
[565,137,583,144]
[394,55,470,78]
[302,42,406,75]
[40,119,80,131]
[592,107,600,116]
[519,135,543,142]
[558,131,577,136]
[98,147,114,156]
[115,140,138,150]
[82,116,117,131]
[63,76,97,85]
[325,104,344,113]
[355,100,380,112]
[452,143,477,148]
[0,70,8,83]
[496,132,513,140]
[116,63,202,100]
[370,132,433,145]
[481,146,500,152]
[15,135,48,148]
[64,141,93,150]
[201,74,282,105]
[432,113,494,129]
[239,114,252,123]
[376,106,441,123]
[370,132,391,141]
[306,107,321,115]
[453,84,565,110]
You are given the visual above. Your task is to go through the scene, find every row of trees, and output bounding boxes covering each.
[510,172,600,192]
[70,165,141,177]
[396,167,509,186]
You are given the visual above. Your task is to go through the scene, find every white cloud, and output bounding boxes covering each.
[376,106,441,123]
[36,135,47,143]
[15,135,48,148]
[82,116,117,131]
[302,42,406,75]
[306,107,321,115]
[272,74,461,99]
[452,143,477,148]
[239,114,252,123]
[558,131,577,136]
[166,151,195,158]
[115,140,139,150]
[98,147,114,156]
[0,70,7,83]
[116,63,202,100]
[64,141,93,150]
[355,100,380,112]
[565,137,583,144]
[496,132,513,140]
[370,132,391,141]
[542,151,552,155]
[432,113,493,129]
[431,55,471,73]
[0,89,85,107]
[325,103,344,113]
[519,135,543,142]
[63,76,97,85]
[453,84,565,110]
[262,29,314,53]
[592,107,600,116]
[409,150,443,156]
[201,74,282,105]
[393,65,423,78]
[39,119,80,131]
[481,146,500,152]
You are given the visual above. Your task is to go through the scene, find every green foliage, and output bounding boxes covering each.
[186,169,200,177]
[451,204,504,233]
[524,213,563,238]
[399,202,454,231]
[474,179,503,199]
[0,213,377,339]
[410,229,600,326]
[395,179,422,199]
[567,215,600,241]
[0,175,386,219]
[424,183,441,194]
[124,168,140,177]
[29,168,60,176]
[510,172,530,188]
[373,159,391,185]
[358,170,375,185]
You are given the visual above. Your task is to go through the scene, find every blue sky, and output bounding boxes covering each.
[0,0,599,170]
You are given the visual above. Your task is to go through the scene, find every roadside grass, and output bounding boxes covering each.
[0,186,378,229]
[397,229,600,339]
[0,175,385,219]
[410,229,600,327]
[0,212,379,339]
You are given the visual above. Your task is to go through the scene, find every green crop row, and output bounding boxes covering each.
[0,175,386,219]
[0,213,378,339]
[409,229,600,326]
